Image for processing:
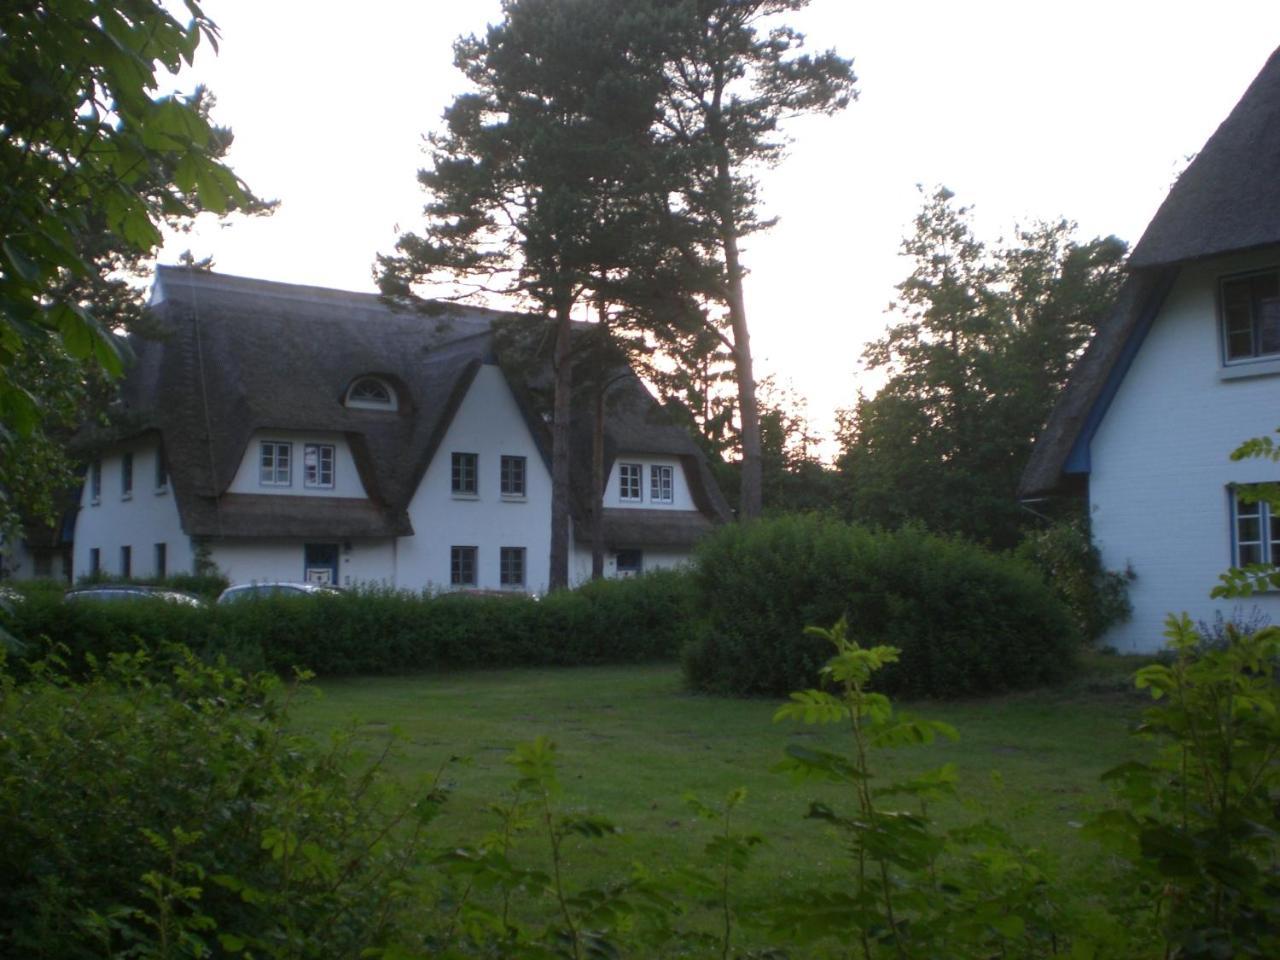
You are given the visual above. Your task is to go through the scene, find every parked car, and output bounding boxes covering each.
[216,582,345,605]
[64,585,205,607]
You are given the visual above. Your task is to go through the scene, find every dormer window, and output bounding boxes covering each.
[345,376,398,411]
[1222,270,1280,362]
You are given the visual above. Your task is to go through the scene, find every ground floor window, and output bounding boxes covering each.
[1232,484,1280,566]
[155,543,167,579]
[615,548,642,578]
[120,545,132,578]
[500,546,525,587]
[89,548,100,575]
[451,545,477,586]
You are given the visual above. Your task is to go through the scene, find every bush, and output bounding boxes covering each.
[3,569,697,677]
[1015,519,1132,644]
[683,515,1079,698]
[0,645,435,958]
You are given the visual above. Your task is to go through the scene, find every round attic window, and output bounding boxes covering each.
[345,376,398,411]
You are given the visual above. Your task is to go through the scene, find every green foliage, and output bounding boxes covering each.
[1016,518,1133,644]
[1213,427,1280,598]
[0,645,442,958]
[1084,614,1280,958]
[683,514,1078,698]
[838,187,1127,548]
[4,570,697,677]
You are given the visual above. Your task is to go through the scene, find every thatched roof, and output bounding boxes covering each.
[104,267,728,543]
[1129,46,1280,269]
[1020,45,1280,497]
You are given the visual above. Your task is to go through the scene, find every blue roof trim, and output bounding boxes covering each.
[1063,270,1179,475]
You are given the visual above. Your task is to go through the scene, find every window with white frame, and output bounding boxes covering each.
[650,465,674,503]
[345,376,398,410]
[303,443,335,488]
[1232,484,1280,566]
[452,452,478,495]
[260,441,292,486]
[616,549,642,578]
[451,545,477,586]
[501,455,526,497]
[619,462,642,501]
[1222,270,1280,362]
[121,452,133,499]
[500,546,526,587]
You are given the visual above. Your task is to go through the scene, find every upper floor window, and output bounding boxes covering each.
[1232,484,1280,567]
[501,455,526,498]
[452,452,478,495]
[1222,270,1280,362]
[650,465,674,504]
[345,376,398,411]
[121,452,133,499]
[260,441,292,486]
[304,443,335,489]
[155,448,168,492]
[619,462,642,502]
[90,460,102,504]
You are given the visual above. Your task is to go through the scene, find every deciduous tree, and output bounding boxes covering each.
[837,188,1126,547]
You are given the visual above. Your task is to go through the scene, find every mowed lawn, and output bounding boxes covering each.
[289,656,1155,901]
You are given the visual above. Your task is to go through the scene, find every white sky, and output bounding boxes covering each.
[159,1,1280,451]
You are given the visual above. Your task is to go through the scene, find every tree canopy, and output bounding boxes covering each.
[0,1,263,540]
[837,187,1127,548]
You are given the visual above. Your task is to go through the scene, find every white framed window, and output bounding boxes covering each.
[260,441,292,486]
[1222,270,1280,362]
[1232,484,1280,566]
[616,549,643,578]
[650,465,674,504]
[500,546,526,587]
[452,452,478,495]
[304,443,335,488]
[121,452,133,499]
[345,376,398,411]
[619,462,642,502]
[501,455,527,498]
[451,545,477,586]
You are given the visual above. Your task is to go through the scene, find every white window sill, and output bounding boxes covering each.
[121,493,132,502]
[1221,357,1280,381]
[155,486,168,496]
[452,492,480,501]
[501,494,527,502]
[90,498,100,507]
[304,485,335,492]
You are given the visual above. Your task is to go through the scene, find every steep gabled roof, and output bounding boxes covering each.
[1020,46,1280,498]
[1129,46,1280,269]
[106,267,729,540]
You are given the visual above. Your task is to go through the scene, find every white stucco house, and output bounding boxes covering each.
[1020,46,1280,653]
[59,266,731,592]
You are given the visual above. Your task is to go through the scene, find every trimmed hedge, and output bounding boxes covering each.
[2,569,696,676]
[682,515,1079,698]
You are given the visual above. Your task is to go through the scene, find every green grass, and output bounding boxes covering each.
[290,655,1155,901]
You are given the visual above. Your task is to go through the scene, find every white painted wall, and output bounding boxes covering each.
[398,364,553,592]
[73,442,193,580]
[603,454,696,510]
[1090,248,1280,653]
[227,431,367,498]
[211,538,397,588]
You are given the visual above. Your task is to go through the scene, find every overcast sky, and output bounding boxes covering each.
[159,1,1280,451]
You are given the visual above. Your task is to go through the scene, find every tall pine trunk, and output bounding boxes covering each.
[549,298,573,591]
[722,229,761,519]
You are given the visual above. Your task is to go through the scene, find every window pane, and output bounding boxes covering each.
[1239,543,1263,566]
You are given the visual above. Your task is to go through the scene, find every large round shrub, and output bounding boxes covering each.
[683,515,1079,698]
